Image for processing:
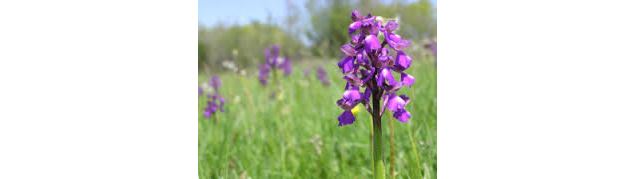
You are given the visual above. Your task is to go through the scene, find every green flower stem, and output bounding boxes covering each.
[389,116,395,179]
[371,88,385,179]
[272,67,282,99]
[272,67,279,88]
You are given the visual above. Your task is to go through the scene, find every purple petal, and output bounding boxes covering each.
[361,68,375,84]
[393,109,411,122]
[385,94,406,112]
[401,72,415,87]
[380,68,399,88]
[376,68,385,87]
[351,33,361,44]
[386,33,410,50]
[362,87,371,104]
[356,53,369,67]
[399,94,410,105]
[337,56,355,74]
[394,51,412,71]
[349,21,362,34]
[337,89,362,110]
[343,73,363,87]
[385,20,399,32]
[351,10,362,21]
[343,89,361,102]
[338,110,356,126]
[378,48,390,63]
[361,16,376,27]
[387,33,401,42]
[364,35,381,53]
[369,21,380,36]
[380,47,389,56]
[397,39,411,50]
[340,44,356,57]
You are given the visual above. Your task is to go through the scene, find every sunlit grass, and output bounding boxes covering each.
[198,55,436,178]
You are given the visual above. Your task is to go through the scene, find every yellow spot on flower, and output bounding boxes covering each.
[351,104,362,117]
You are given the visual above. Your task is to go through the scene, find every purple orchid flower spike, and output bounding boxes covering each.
[259,45,292,86]
[203,100,217,118]
[201,75,226,119]
[210,75,221,90]
[336,10,417,179]
[335,10,415,125]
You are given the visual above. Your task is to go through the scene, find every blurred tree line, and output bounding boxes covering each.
[199,0,436,73]
[199,21,307,73]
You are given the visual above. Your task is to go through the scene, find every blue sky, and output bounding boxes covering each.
[199,0,437,27]
[199,0,290,26]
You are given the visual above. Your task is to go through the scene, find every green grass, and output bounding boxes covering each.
[198,56,436,179]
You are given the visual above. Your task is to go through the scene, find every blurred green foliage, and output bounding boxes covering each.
[199,22,307,73]
[306,0,436,57]
[198,40,207,71]
[198,0,436,73]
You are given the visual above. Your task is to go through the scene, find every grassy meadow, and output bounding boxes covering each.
[198,55,436,178]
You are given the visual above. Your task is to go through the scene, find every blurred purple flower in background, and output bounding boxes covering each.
[336,10,415,126]
[203,94,225,118]
[281,57,292,76]
[202,75,225,119]
[424,39,437,59]
[258,64,271,85]
[259,45,292,86]
[316,66,330,86]
[203,94,218,118]
[210,75,221,90]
